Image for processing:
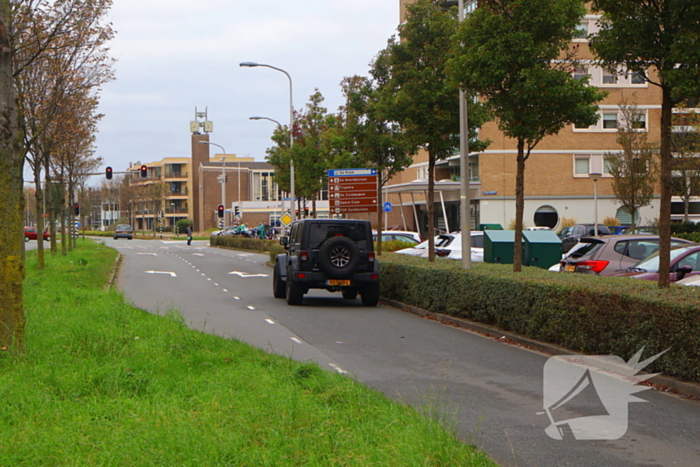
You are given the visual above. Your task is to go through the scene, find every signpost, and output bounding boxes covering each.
[327,169,378,214]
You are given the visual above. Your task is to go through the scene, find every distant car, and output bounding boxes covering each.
[607,225,631,235]
[525,226,551,231]
[556,234,692,276]
[212,225,238,236]
[372,230,422,244]
[608,244,700,283]
[619,225,657,235]
[24,227,50,242]
[113,224,133,240]
[558,224,611,253]
[395,231,484,262]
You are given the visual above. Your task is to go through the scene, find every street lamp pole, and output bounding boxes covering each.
[199,141,227,224]
[240,62,295,222]
[441,0,471,269]
[250,115,285,214]
[591,172,602,236]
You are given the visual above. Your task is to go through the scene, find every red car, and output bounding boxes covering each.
[608,244,700,282]
[24,227,50,242]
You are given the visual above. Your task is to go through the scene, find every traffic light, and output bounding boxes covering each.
[234,205,240,217]
[106,166,113,180]
[140,165,148,178]
[73,203,80,216]
[217,204,225,218]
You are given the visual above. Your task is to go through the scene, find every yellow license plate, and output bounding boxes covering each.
[565,265,576,272]
[327,279,351,286]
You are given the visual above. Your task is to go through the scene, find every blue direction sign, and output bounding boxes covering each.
[383,202,392,212]
[328,168,377,177]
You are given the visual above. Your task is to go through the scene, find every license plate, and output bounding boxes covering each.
[327,279,351,286]
[565,265,576,272]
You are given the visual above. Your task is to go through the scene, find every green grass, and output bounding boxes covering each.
[0,240,495,466]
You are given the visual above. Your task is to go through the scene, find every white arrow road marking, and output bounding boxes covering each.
[228,271,270,278]
[290,337,303,344]
[145,271,177,277]
[137,253,157,256]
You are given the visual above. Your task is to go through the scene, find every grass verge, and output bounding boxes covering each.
[1,240,495,466]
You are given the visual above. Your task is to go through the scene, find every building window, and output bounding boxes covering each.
[574,156,590,176]
[574,22,588,40]
[534,205,559,229]
[631,112,647,129]
[602,69,618,85]
[573,66,589,81]
[416,165,428,181]
[630,71,646,85]
[603,113,618,129]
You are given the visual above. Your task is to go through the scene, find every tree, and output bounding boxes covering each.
[670,103,700,222]
[340,68,413,255]
[449,0,605,271]
[606,102,659,232]
[380,0,486,261]
[590,0,700,287]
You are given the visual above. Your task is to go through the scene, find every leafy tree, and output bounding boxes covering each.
[670,104,700,222]
[590,0,700,287]
[340,67,413,255]
[605,102,659,232]
[380,0,486,261]
[449,0,605,271]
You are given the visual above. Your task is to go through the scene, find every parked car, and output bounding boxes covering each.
[558,224,611,253]
[113,224,133,240]
[212,225,238,236]
[556,234,693,276]
[607,225,631,235]
[394,231,484,262]
[608,244,700,283]
[619,225,657,235]
[372,230,421,244]
[24,227,50,242]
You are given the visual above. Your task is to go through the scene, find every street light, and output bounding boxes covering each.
[240,61,296,222]
[249,116,286,212]
[441,0,471,269]
[591,171,602,236]
[198,141,231,224]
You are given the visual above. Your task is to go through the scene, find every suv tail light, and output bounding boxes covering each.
[575,260,609,273]
[435,249,450,257]
[368,252,375,262]
[300,251,309,262]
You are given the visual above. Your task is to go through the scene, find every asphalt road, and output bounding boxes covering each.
[110,238,700,467]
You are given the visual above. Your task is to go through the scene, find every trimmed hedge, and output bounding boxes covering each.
[379,253,700,382]
[210,234,278,254]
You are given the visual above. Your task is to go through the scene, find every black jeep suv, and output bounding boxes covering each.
[273,219,380,306]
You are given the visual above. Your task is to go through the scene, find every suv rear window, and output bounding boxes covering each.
[307,223,368,250]
[568,240,603,257]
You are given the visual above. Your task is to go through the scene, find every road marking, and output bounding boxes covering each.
[233,296,240,300]
[213,283,219,286]
[265,319,275,324]
[237,254,253,257]
[328,363,348,374]
[206,278,212,281]
[290,337,303,344]
[247,306,255,310]
[228,271,270,278]
[192,253,204,257]
[145,271,177,277]
[137,252,157,256]
[222,289,229,292]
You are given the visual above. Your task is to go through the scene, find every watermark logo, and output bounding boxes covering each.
[540,348,667,440]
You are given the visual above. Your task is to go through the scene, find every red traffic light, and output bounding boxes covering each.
[140,165,148,178]
[217,204,225,218]
[106,166,113,180]
[73,203,80,216]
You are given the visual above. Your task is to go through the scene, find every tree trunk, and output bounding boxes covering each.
[658,85,673,288]
[513,139,526,272]
[33,168,46,269]
[0,1,26,350]
[427,152,436,262]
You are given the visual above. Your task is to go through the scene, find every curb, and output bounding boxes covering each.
[105,253,121,291]
[381,297,700,401]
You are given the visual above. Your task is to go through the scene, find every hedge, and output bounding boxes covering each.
[379,253,700,382]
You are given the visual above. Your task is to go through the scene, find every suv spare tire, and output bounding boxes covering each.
[318,236,359,278]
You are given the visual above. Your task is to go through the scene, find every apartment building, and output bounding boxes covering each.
[382,0,664,237]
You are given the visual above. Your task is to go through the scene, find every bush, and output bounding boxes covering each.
[379,253,700,382]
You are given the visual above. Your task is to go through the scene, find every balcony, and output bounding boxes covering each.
[164,171,188,179]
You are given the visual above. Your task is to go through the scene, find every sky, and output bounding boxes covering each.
[92,0,400,180]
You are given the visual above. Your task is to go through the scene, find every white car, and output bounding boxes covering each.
[372,230,422,243]
[395,231,484,262]
[547,241,589,271]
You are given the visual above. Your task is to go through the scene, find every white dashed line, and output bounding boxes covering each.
[222,289,229,292]
[247,306,255,310]
[290,337,303,344]
[233,296,240,300]
[265,319,275,324]
[213,283,219,286]
[328,363,348,374]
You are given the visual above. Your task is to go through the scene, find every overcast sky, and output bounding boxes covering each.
[93,0,399,179]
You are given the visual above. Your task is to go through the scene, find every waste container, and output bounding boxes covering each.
[479,223,504,231]
[522,230,562,269]
[484,230,521,264]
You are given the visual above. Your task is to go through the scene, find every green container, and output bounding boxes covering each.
[479,223,504,231]
[484,230,520,264]
[522,230,562,269]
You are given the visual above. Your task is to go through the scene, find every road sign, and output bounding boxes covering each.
[279,212,292,226]
[383,202,392,212]
[328,168,377,214]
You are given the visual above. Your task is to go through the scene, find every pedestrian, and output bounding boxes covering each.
[186,224,192,245]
